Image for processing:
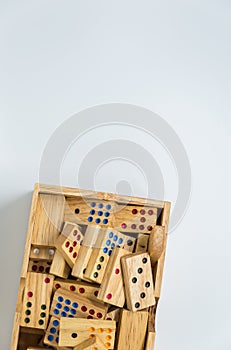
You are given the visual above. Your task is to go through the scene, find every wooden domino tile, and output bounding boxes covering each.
[59,318,116,348]
[53,279,100,301]
[49,250,70,278]
[64,197,115,227]
[135,234,149,253]
[97,248,130,307]
[30,245,55,260]
[116,309,148,350]
[55,222,84,268]
[73,337,106,350]
[28,260,52,274]
[72,226,101,280]
[145,332,156,350]
[50,288,108,320]
[31,193,65,246]
[20,272,54,329]
[148,225,166,265]
[84,229,136,284]
[113,204,157,234]
[121,252,155,312]
[72,245,94,281]
[44,316,60,346]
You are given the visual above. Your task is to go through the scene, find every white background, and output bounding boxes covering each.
[0,1,231,349]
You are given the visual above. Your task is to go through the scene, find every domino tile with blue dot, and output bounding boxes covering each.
[66,197,115,227]
[84,229,136,284]
[50,287,108,321]
[44,316,60,346]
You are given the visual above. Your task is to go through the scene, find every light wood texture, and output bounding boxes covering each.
[73,337,106,350]
[37,183,166,208]
[64,197,115,227]
[98,248,130,307]
[29,245,55,260]
[59,318,116,348]
[148,225,166,265]
[50,288,108,320]
[32,193,65,246]
[50,250,70,278]
[92,228,136,251]
[145,332,156,350]
[55,222,84,268]
[28,259,52,274]
[10,312,21,350]
[72,245,93,281]
[136,234,149,253]
[44,316,60,347]
[16,278,26,312]
[121,252,155,312]
[154,202,171,298]
[20,272,54,329]
[21,184,40,279]
[82,225,102,247]
[113,204,157,233]
[72,226,101,280]
[116,309,148,350]
[53,278,100,301]
[83,247,110,284]
[85,229,136,284]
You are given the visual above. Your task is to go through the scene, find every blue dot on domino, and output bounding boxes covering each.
[118,238,123,244]
[48,335,54,341]
[108,250,112,256]
[98,211,103,216]
[88,216,93,222]
[113,235,118,241]
[106,240,111,246]
[106,204,111,210]
[90,209,95,215]
[50,327,56,334]
[109,232,113,238]
[65,299,71,305]
[111,243,115,249]
[56,337,59,344]
[54,309,59,315]
[64,306,69,312]
[56,303,62,309]
[98,203,103,208]
[91,202,96,207]
[95,218,100,224]
[104,212,110,217]
[103,219,108,224]
[61,311,67,317]
[58,296,63,302]
[71,309,76,315]
[53,320,59,327]
[72,302,78,308]
[103,247,108,254]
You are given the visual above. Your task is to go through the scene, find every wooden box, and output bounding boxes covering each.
[10,183,170,350]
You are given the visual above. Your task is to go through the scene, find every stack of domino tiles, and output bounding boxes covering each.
[10,184,171,350]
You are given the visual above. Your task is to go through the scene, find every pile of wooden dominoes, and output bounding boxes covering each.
[11,184,170,350]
